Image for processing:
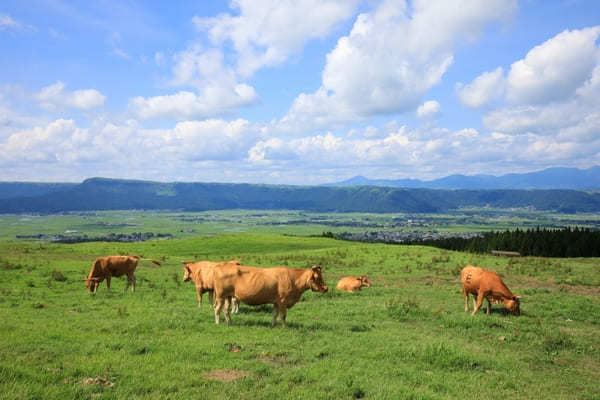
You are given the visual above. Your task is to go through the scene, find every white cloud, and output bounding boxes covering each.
[506,26,600,104]
[281,0,516,131]
[457,67,504,108]
[129,85,257,120]
[417,100,441,119]
[0,14,20,30]
[140,45,259,119]
[36,82,106,110]
[482,27,600,145]
[0,119,90,164]
[195,0,360,77]
[0,14,34,32]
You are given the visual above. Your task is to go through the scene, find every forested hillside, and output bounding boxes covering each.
[1,177,600,213]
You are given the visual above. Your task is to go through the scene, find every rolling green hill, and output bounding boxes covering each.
[1,177,600,213]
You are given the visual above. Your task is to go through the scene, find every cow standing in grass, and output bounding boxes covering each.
[213,262,328,327]
[182,260,240,313]
[336,275,372,293]
[461,265,521,316]
[85,255,160,293]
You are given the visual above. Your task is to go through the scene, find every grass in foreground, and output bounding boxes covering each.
[0,234,599,399]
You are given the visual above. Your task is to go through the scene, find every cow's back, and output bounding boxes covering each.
[105,256,138,277]
[215,264,285,305]
[462,265,511,294]
[461,265,485,294]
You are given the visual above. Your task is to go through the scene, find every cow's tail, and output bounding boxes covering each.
[133,256,162,266]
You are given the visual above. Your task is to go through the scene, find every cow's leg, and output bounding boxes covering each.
[231,297,239,314]
[472,294,477,311]
[105,275,111,292]
[472,291,484,316]
[126,273,135,293]
[208,290,214,306]
[280,305,288,328]
[214,297,223,324]
[486,298,491,315]
[462,287,469,312]
[196,285,202,307]
[272,303,280,327]
[223,297,231,326]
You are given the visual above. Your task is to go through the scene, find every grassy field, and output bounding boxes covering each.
[1,219,599,398]
[3,209,600,241]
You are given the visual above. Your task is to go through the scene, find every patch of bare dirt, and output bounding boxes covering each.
[517,277,600,296]
[202,369,250,382]
[82,377,115,387]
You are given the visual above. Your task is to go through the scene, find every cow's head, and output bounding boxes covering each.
[308,265,328,293]
[85,277,101,292]
[359,275,372,288]
[504,295,521,315]
[182,264,193,282]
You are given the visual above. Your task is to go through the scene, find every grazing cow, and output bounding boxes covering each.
[461,265,521,316]
[213,262,328,327]
[85,255,160,293]
[336,275,372,292]
[182,260,240,313]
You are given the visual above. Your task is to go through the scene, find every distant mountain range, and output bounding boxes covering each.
[325,166,600,190]
[1,177,600,214]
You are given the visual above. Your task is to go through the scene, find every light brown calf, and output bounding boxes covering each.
[182,260,239,312]
[213,262,328,327]
[336,275,372,292]
[461,265,521,316]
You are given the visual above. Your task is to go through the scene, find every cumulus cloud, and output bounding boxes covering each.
[280,0,516,131]
[506,26,600,105]
[36,82,106,110]
[195,0,360,77]
[457,67,505,108]
[133,46,258,120]
[480,27,600,146]
[129,87,257,120]
[417,100,441,119]
[0,119,90,164]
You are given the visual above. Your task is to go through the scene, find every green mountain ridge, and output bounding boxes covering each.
[1,177,600,213]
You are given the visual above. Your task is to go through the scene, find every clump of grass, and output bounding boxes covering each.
[170,272,181,286]
[385,297,426,321]
[49,269,67,282]
[116,306,129,318]
[420,342,483,370]
[0,258,22,270]
[543,331,574,356]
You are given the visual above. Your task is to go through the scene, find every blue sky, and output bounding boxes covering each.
[1,0,600,184]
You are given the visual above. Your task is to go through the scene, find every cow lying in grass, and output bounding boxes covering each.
[182,260,240,313]
[461,265,521,316]
[336,275,372,292]
[85,255,160,293]
[213,262,328,327]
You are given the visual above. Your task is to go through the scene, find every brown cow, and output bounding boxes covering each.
[461,265,521,316]
[182,260,240,313]
[85,255,160,293]
[213,262,328,327]
[336,275,372,292]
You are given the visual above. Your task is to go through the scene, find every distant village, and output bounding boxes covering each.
[333,230,482,244]
[16,232,173,243]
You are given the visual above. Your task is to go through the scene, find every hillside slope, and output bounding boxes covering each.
[1,177,600,213]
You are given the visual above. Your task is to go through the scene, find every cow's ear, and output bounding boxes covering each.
[514,295,522,300]
[311,265,321,271]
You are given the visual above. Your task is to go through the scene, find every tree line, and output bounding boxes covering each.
[407,227,600,258]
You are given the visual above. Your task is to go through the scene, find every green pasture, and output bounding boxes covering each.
[3,209,600,242]
[0,232,599,399]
